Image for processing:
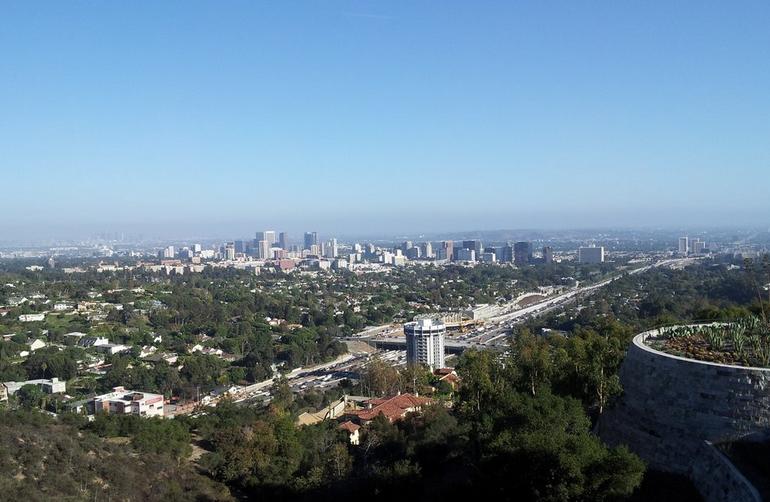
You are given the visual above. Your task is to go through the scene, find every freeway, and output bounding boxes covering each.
[202,351,383,407]
[367,257,697,350]
[191,257,698,411]
[476,257,695,345]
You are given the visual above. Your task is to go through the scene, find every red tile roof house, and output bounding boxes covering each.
[338,420,361,445]
[347,393,433,424]
[434,368,461,389]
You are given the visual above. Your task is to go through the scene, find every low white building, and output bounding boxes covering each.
[19,313,45,322]
[94,343,131,355]
[79,336,110,348]
[89,386,164,417]
[139,346,157,358]
[464,304,500,320]
[63,331,88,340]
[143,352,178,365]
[29,338,47,351]
[2,377,66,397]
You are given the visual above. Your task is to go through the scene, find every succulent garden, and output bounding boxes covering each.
[649,317,770,368]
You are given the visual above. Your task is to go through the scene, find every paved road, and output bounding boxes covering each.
[370,257,696,349]
[192,257,698,410]
[477,257,695,345]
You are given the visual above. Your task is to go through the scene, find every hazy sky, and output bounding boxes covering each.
[2,2,770,240]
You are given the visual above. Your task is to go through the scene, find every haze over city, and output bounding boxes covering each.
[3,1,770,242]
[4,4,770,501]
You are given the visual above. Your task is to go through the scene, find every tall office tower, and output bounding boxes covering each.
[309,243,320,256]
[480,252,496,263]
[693,239,706,254]
[402,241,414,252]
[462,240,483,257]
[421,241,433,259]
[405,247,421,260]
[234,240,246,254]
[455,248,476,261]
[404,318,446,370]
[498,244,513,263]
[193,244,202,253]
[678,237,689,255]
[258,240,270,260]
[304,232,318,251]
[543,246,554,264]
[255,231,276,246]
[325,238,338,258]
[514,241,533,266]
[163,246,176,259]
[442,240,454,261]
[578,246,605,264]
[224,242,236,261]
[279,232,289,250]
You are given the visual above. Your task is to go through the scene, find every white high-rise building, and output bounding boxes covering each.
[256,231,277,246]
[678,237,689,255]
[404,319,446,370]
[578,246,605,264]
[258,240,270,260]
[325,238,338,258]
[224,242,236,261]
[693,239,706,254]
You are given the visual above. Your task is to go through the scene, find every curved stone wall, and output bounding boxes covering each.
[599,327,770,497]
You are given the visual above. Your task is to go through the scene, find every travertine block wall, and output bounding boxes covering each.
[599,329,770,501]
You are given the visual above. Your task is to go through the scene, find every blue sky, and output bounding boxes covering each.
[1,1,770,239]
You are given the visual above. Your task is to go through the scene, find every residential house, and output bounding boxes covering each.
[3,377,67,397]
[89,387,164,417]
[347,393,432,424]
[94,343,130,355]
[434,368,461,390]
[29,338,47,351]
[339,421,361,445]
[19,313,46,322]
[143,352,179,365]
[79,336,109,348]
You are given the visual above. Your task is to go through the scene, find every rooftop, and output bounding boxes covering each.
[350,393,432,422]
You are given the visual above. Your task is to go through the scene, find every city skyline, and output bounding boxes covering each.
[3,215,770,246]
[3,1,770,241]
[3,3,770,499]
